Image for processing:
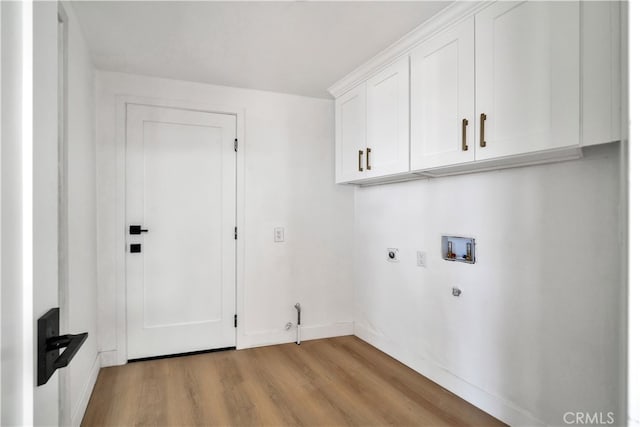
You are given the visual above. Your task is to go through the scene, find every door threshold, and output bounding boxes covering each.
[128,346,236,363]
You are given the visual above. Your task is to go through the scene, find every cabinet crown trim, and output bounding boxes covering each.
[327,1,489,98]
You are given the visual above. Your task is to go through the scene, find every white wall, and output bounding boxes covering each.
[626,2,637,425]
[353,143,624,426]
[95,71,354,364]
[63,3,99,426]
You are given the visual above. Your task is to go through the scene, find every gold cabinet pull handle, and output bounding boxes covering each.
[462,118,469,151]
[480,113,487,148]
[366,148,372,170]
[358,150,364,172]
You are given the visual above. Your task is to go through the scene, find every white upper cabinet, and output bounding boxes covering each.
[335,83,366,183]
[331,0,621,183]
[474,1,580,161]
[365,57,410,179]
[410,17,475,170]
[335,58,409,184]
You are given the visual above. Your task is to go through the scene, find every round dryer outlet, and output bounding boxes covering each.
[387,248,399,262]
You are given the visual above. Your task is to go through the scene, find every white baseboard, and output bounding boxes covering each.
[99,349,122,367]
[301,321,353,341]
[238,321,354,349]
[70,354,101,427]
[354,322,544,427]
[102,321,355,359]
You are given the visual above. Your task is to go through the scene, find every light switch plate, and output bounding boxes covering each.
[416,251,426,267]
[274,227,284,242]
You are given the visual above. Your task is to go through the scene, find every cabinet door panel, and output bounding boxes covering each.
[335,84,366,183]
[475,1,579,160]
[365,57,410,178]
[411,17,475,170]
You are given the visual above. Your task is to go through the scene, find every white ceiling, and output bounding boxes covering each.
[71,1,451,98]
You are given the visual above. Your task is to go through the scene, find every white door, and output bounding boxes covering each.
[365,57,410,179]
[410,17,475,171]
[126,104,236,360]
[335,83,366,183]
[475,1,580,160]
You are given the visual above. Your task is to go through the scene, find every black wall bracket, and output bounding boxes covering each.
[37,308,88,386]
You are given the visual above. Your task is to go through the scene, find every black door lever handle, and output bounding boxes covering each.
[129,225,149,235]
[37,308,88,386]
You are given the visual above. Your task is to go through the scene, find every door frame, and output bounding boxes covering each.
[112,96,245,365]
[56,3,71,426]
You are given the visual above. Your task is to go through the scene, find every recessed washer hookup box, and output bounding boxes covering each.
[441,236,476,264]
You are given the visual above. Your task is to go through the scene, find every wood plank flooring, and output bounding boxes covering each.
[82,336,505,426]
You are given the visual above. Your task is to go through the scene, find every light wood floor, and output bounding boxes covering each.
[82,336,505,426]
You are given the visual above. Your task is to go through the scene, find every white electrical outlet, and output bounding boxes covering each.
[387,248,399,262]
[274,227,284,242]
[417,251,426,267]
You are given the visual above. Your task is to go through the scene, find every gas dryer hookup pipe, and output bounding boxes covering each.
[294,303,301,345]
